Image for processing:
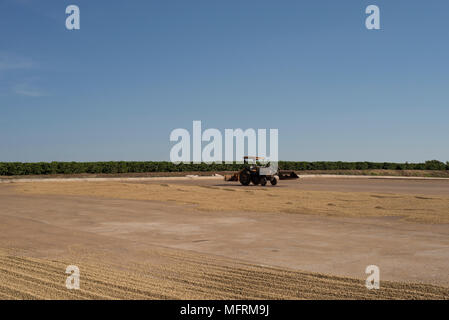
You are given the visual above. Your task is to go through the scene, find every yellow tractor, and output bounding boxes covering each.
[224,156,299,186]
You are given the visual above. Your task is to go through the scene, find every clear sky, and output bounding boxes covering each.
[1,0,448,162]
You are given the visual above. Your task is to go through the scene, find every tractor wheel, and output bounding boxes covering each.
[260,177,267,186]
[251,174,261,185]
[239,170,251,186]
[270,175,279,186]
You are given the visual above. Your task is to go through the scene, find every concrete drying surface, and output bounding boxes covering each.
[1,176,449,299]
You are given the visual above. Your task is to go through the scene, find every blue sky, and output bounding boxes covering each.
[1,0,448,162]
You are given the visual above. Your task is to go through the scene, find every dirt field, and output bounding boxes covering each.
[1,176,449,299]
[11,177,449,223]
[2,169,449,180]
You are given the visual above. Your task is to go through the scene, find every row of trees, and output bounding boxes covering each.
[0,160,448,176]
[279,160,449,171]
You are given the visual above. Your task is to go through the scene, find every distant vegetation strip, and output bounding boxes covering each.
[0,160,448,176]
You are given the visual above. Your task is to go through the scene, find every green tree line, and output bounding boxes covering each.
[0,160,448,176]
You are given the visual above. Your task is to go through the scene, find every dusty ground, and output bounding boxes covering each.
[11,177,449,223]
[2,169,449,180]
[1,177,449,299]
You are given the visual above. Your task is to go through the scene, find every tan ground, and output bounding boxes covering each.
[2,169,449,180]
[1,177,449,299]
[12,178,449,223]
[2,247,448,300]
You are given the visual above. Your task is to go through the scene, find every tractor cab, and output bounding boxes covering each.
[243,156,263,171]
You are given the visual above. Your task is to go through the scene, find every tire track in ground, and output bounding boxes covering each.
[162,251,449,299]
[1,252,448,299]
